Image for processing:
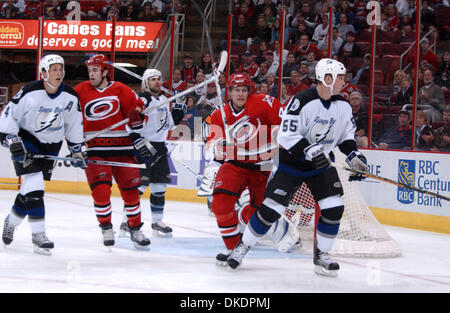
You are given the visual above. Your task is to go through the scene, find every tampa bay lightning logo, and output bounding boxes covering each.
[310,117,335,144]
[35,106,62,133]
[84,96,120,121]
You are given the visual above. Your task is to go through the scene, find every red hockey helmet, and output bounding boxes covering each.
[226,73,252,90]
[85,54,111,71]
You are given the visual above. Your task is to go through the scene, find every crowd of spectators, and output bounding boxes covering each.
[0,0,189,21]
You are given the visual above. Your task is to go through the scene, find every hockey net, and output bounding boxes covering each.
[285,149,402,258]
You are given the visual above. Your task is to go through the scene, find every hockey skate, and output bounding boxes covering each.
[313,248,340,277]
[119,221,130,238]
[130,223,151,250]
[151,220,173,238]
[2,215,15,246]
[32,232,54,255]
[215,249,232,267]
[100,224,115,249]
[227,240,251,270]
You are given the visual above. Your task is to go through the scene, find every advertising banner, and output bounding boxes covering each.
[0,19,165,52]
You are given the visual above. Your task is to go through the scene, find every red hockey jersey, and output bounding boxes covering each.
[207,93,283,165]
[74,81,144,157]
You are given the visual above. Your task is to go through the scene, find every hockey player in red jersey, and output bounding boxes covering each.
[75,54,152,250]
[205,73,285,264]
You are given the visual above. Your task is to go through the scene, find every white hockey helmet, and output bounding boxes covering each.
[142,68,162,91]
[39,54,65,80]
[315,58,346,90]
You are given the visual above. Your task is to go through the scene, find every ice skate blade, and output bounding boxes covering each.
[216,260,228,267]
[119,230,130,238]
[152,230,173,238]
[132,242,150,251]
[34,245,52,256]
[314,265,338,277]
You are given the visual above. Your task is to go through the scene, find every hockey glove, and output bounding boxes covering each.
[304,143,330,170]
[68,144,88,169]
[128,109,145,131]
[197,160,220,197]
[6,135,27,163]
[171,96,187,125]
[345,150,368,181]
[129,133,159,168]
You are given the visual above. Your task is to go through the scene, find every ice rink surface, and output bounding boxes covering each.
[0,189,449,293]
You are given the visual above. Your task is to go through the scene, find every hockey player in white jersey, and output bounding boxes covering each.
[120,69,186,237]
[227,58,369,276]
[0,54,87,255]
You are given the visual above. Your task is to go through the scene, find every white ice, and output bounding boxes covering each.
[0,189,449,293]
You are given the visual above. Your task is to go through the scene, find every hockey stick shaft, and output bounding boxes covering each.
[334,162,450,202]
[33,155,146,169]
[170,157,203,182]
[83,52,228,143]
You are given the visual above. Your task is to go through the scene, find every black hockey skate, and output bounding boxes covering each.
[2,215,15,246]
[313,248,340,277]
[130,223,151,250]
[119,221,130,238]
[215,249,232,266]
[100,223,115,248]
[151,220,173,238]
[32,232,54,255]
[227,240,251,270]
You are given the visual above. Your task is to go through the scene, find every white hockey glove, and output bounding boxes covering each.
[197,160,221,197]
[68,144,88,169]
[304,143,330,170]
[6,135,27,163]
[345,150,368,181]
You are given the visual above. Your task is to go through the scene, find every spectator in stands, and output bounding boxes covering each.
[218,73,227,101]
[431,105,450,151]
[282,52,299,78]
[271,18,289,45]
[252,15,272,45]
[304,51,318,78]
[352,53,371,85]
[273,40,289,65]
[180,53,198,83]
[255,41,269,65]
[138,2,158,21]
[396,0,410,17]
[142,0,164,16]
[385,4,400,32]
[287,70,308,96]
[1,0,20,18]
[253,62,269,85]
[263,5,276,27]
[255,0,277,18]
[299,61,314,87]
[297,1,318,31]
[180,96,200,139]
[335,1,354,26]
[417,38,439,71]
[264,50,279,76]
[220,14,252,51]
[341,77,360,100]
[234,1,255,24]
[376,110,412,150]
[197,82,222,113]
[266,73,278,97]
[349,91,369,148]
[412,0,436,32]
[418,68,446,122]
[336,12,356,39]
[257,81,270,95]
[163,68,186,93]
[1,0,25,16]
[353,0,369,32]
[279,83,291,106]
[392,69,408,95]
[237,50,259,80]
[289,21,314,45]
[193,71,206,100]
[318,27,344,57]
[293,34,322,61]
[24,0,41,18]
[119,4,137,21]
[394,73,414,107]
[415,110,435,150]
[337,31,363,60]
[436,50,449,93]
[199,53,213,79]
[313,13,331,47]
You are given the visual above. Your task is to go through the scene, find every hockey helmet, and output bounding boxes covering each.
[39,54,65,82]
[226,73,252,90]
[315,58,346,90]
[85,54,111,72]
[142,68,162,91]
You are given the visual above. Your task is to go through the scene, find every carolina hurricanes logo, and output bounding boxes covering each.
[84,96,120,121]
[230,115,261,145]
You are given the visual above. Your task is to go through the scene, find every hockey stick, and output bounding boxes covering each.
[166,144,203,182]
[83,51,228,143]
[32,154,147,169]
[334,162,450,202]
